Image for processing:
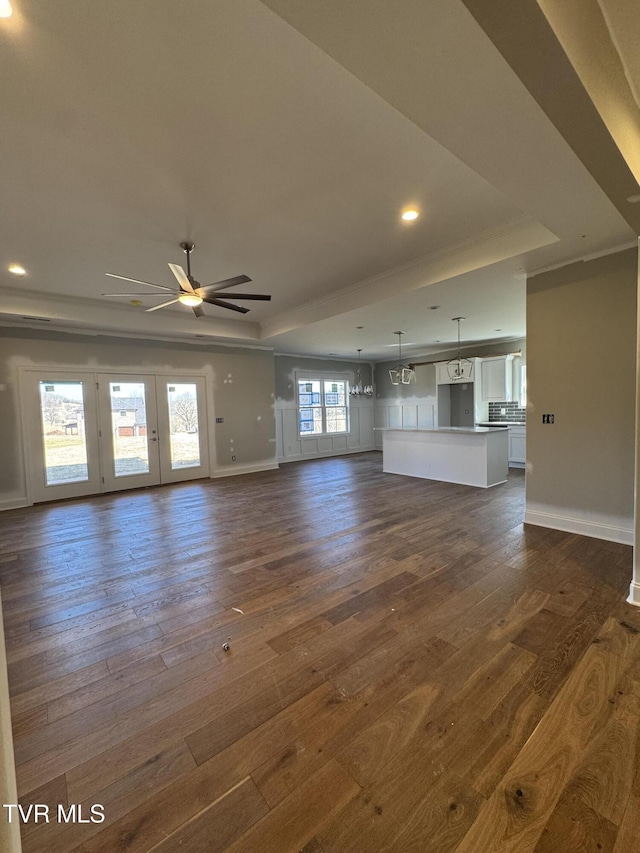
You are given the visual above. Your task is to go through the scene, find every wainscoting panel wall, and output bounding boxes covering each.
[374,402,436,449]
[275,398,375,462]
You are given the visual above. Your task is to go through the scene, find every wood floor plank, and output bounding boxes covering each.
[225,760,360,853]
[0,455,637,852]
[455,619,640,852]
[149,776,269,853]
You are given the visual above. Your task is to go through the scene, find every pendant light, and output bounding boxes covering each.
[389,331,415,385]
[349,349,373,397]
[447,317,473,380]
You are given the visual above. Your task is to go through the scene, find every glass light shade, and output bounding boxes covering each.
[178,293,203,307]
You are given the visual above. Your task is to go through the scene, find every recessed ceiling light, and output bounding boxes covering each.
[130,300,143,307]
[8,264,26,276]
[401,209,419,222]
[0,1,13,19]
[495,328,502,332]
[356,325,364,329]
[429,305,440,310]
[627,193,640,204]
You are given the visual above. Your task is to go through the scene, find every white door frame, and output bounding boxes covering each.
[19,369,102,504]
[18,367,212,504]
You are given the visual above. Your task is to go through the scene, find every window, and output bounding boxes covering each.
[298,378,348,435]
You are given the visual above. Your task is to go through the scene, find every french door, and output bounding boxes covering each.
[22,370,210,503]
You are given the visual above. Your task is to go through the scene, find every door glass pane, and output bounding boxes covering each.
[167,383,200,469]
[109,382,149,477]
[39,381,89,485]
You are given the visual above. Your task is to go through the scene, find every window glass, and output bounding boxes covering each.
[39,381,89,485]
[298,378,348,435]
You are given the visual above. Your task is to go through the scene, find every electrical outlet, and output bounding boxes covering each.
[231,455,236,461]
[542,414,555,424]
[216,417,224,423]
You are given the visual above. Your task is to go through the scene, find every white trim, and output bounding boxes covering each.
[17,366,214,502]
[295,371,350,439]
[0,498,28,512]
[0,591,22,853]
[524,508,634,545]
[211,462,279,479]
[279,445,375,464]
[627,581,640,608]
[528,241,637,277]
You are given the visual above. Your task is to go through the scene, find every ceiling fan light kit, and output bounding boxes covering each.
[178,293,203,307]
[103,241,271,317]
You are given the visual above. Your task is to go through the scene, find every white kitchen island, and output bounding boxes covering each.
[380,427,509,488]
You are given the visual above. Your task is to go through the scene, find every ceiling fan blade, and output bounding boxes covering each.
[192,304,204,318]
[145,298,180,313]
[105,273,175,292]
[168,263,195,294]
[203,292,271,301]
[202,297,250,314]
[197,274,252,293]
[101,292,175,297]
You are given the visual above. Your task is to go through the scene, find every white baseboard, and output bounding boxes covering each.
[524,508,634,546]
[211,461,279,479]
[627,581,640,608]
[509,461,525,469]
[279,445,376,464]
[0,498,28,512]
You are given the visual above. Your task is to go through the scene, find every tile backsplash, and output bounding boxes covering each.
[488,401,526,423]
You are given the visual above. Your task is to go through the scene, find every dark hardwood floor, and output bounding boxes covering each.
[0,452,638,852]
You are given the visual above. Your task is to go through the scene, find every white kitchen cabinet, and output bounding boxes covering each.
[480,356,514,402]
[436,360,475,384]
[508,425,526,467]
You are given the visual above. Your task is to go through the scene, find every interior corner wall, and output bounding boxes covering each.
[0,329,277,509]
[373,338,526,449]
[525,247,637,544]
[274,354,374,462]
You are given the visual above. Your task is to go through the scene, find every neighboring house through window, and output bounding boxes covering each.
[297,375,349,436]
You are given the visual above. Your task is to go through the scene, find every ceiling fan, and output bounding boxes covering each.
[102,242,271,317]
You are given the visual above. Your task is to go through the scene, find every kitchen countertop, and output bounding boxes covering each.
[376,426,509,434]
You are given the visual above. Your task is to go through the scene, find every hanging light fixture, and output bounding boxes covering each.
[447,317,473,380]
[389,331,415,385]
[349,349,374,397]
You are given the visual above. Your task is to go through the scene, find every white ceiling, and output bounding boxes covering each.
[0,0,636,360]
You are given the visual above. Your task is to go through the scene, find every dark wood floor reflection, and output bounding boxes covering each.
[0,453,637,852]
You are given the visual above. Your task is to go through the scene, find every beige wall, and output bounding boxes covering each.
[525,247,637,542]
[0,329,277,507]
